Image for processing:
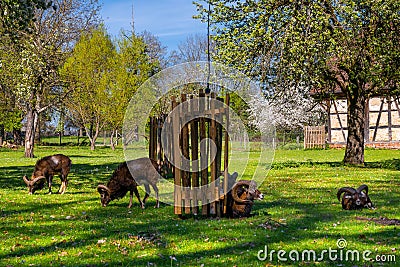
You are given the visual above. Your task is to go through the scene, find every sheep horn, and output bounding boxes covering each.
[31,176,46,184]
[248,180,257,194]
[232,180,252,203]
[97,184,111,194]
[23,175,30,185]
[337,187,356,201]
[356,184,368,194]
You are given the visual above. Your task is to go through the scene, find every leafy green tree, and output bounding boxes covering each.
[105,31,159,150]
[61,26,115,150]
[0,44,20,145]
[0,0,53,38]
[196,0,400,164]
[0,0,100,157]
[0,84,22,144]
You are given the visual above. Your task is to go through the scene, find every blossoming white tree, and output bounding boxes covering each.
[248,86,326,138]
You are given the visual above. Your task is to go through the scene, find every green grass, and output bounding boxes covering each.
[1,146,399,266]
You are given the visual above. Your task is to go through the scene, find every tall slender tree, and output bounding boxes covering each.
[61,26,115,150]
[196,0,400,164]
[1,0,100,157]
[105,31,159,150]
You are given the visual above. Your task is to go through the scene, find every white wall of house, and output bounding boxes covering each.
[329,97,400,143]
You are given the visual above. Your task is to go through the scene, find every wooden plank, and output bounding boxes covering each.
[167,113,174,178]
[210,92,216,215]
[149,117,153,159]
[199,89,209,215]
[215,97,223,178]
[190,95,199,215]
[181,94,191,214]
[223,94,230,214]
[172,96,182,215]
[157,117,162,165]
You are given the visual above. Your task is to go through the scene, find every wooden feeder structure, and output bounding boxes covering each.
[148,89,231,216]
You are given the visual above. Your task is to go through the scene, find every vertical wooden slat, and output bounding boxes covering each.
[210,92,216,215]
[167,113,174,178]
[215,97,223,216]
[199,89,208,215]
[149,117,153,159]
[172,96,182,215]
[223,94,230,214]
[215,97,223,178]
[190,95,199,215]
[181,94,191,214]
[157,117,162,165]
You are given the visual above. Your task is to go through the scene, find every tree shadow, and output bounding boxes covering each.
[2,156,399,266]
[273,158,400,171]
[365,158,400,171]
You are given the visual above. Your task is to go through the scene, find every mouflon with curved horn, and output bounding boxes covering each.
[227,179,264,218]
[97,158,163,209]
[337,184,374,210]
[23,154,71,194]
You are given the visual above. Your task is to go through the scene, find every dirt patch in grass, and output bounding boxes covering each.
[356,216,400,225]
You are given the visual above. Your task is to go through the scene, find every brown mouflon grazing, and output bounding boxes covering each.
[97,158,162,209]
[23,154,72,194]
[337,184,375,210]
[227,179,264,218]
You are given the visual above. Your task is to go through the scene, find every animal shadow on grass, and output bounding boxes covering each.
[0,162,120,192]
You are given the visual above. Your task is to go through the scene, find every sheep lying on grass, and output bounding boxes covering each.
[337,184,374,210]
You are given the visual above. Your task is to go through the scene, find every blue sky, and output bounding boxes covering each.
[100,0,207,52]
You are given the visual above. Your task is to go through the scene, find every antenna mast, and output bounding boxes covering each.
[131,1,135,34]
[206,1,211,94]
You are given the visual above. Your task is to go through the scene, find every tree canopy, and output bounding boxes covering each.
[0,0,100,157]
[0,0,54,38]
[61,27,159,150]
[196,0,400,164]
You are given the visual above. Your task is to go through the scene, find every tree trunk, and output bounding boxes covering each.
[0,125,4,145]
[13,129,22,145]
[110,129,115,151]
[24,108,38,158]
[343,89,366,165]
[85,121,100,151]
[90,139,96,150]
[35,113,41,144]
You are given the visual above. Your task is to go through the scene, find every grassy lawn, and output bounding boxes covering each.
[0,145,399,266]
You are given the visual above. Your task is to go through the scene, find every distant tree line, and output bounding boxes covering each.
[0,0,171,156]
